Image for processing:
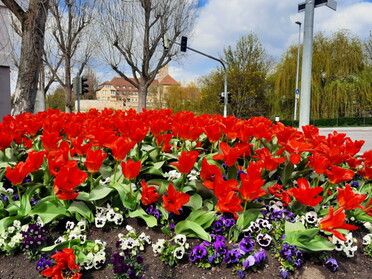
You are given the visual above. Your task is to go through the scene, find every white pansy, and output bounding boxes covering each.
[305,211,318,224]
[68,232,79,240]
[79,234,87,244]
[174,246,185,259]
[164,170,182,181]
[332,235,344,251]
[36,216,44,227]
[21,225,29,232]
[126,225,135,232]
[95,215,107,228]
[13,220,21,229]
[106,209,117,222]
[77,220,87,231]
[364,222,372,232]
[113,213,123,225]
[54,236,67,244]
[256,233,272,247]
[362,234,372,245]
[174,234,187,246]
[343,245,357,257]
[7,226,15,234]
[0,238,5,246]
[187,170,199,181]
[66,221,75,230]
[152,239,166,254]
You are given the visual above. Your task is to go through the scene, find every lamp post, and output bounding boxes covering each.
[294,21,302,121]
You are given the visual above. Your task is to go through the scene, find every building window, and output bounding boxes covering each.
[135,98,138,102]
[111,90,116,95]
[105,85,111,88]
[97,97,100,100]
[123,85,126,88]
[103,90,107,95]
[117,85,120,88]
[108,97,110,101]
[102,97,106,101]
[129,86,132,89]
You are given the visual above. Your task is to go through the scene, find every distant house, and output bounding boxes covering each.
[94,65,179,110]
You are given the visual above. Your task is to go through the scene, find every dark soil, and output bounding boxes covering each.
[0,218,371,279]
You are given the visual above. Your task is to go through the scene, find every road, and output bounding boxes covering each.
[318,127,372,154]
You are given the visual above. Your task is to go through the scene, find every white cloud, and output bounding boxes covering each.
[170,0,372,85]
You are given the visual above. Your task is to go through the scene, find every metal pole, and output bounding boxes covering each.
[294,21,301,121]
[299,0,315,128]
[171,40,228,117]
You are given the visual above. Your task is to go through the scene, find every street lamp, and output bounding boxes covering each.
[294,21,302,121]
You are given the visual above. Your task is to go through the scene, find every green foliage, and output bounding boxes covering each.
[270,30,372,120]
[198,33,272,118]
[46,87,66,111]
[283,222,335,252]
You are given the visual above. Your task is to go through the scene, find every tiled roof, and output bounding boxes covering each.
[100,73,179,90]
[159,74,180,86]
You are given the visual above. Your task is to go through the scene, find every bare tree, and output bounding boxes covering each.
[2,0,49,115]
[44,0,95,112]
[97,0,196,112]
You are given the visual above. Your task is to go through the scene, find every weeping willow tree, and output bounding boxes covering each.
[270,30,372,119]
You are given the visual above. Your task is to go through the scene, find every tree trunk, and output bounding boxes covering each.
[11,0,49,115]
[137,83,148,112]
[65,58,72,113]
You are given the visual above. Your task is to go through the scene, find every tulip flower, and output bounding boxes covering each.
[5,162,30,186]
[170,150,199,175]
[162,184,190,215]
[85,149,107,173]
[140,180,159,206]
[319,207,358,241]
[121,159,142,180]
[287,178,323,207]
[325,166,355,184]
[337,184,367,210]
[41,248,82,279]
[54,165,87,200]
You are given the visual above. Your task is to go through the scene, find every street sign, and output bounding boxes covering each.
[296,89,300,94]
[298,0,337,12]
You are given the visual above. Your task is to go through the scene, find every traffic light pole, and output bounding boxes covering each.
[170,39,228,117]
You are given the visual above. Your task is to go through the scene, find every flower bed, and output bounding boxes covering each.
[0,108,371,279]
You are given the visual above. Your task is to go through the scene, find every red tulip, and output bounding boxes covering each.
[40,131,63,150]
[41,248,82,279]
[200,158,222,181]
[287,178,323,207]
[5,162,30,186]
[239,162,267,202]
[170,150,199,175]
[213,142,250,167]
[337,184,367,210]
[121,159,142,180]
[162,184,190,215]
[254,148,286,171]
[325,166,355,184]
[25,151,47,173]
[54,165,87,200]
[319,207,358,241]
[107,137,136,161]
[216,191,243,219]
[268,183,291,206]
[85,149,107,173]
[140,180,159,206]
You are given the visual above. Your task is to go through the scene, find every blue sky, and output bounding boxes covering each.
[168,0,372,85]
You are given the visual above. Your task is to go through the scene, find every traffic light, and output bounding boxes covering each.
[81,76,89,95]
[219,92,224,104]
[180,36,187,52]
[227,92,232,104]
[73,76,80,95]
